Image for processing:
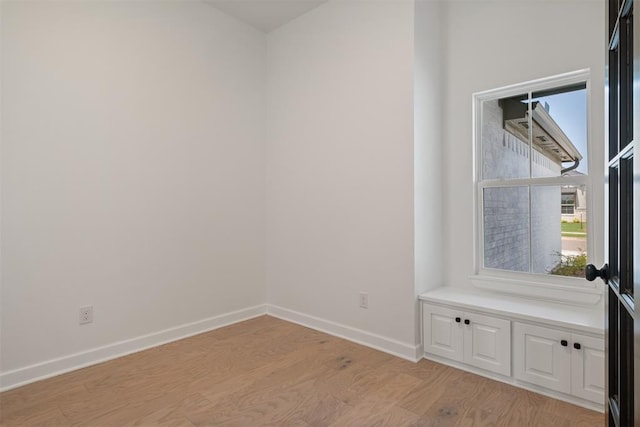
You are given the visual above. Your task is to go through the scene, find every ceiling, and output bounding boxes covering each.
[204,0,327,33]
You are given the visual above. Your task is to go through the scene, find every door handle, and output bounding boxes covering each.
[561,340,568,347]
[455,317,461,323]
[464,319,470,325]
[585,263,609,284]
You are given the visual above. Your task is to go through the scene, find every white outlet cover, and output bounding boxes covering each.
[79,306,93,325]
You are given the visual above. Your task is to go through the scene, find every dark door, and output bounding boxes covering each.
[598,0,637,425]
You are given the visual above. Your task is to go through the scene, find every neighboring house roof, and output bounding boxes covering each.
[499,98,582,164]
[562,171,587,191]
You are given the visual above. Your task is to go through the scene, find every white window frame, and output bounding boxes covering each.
[472,69,600,296]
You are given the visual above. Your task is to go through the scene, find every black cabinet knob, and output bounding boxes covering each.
[464,319,470,325]
[585,263,609,284]
[574,342,581,350]
[561,340,568,347]
[455,317,461,323]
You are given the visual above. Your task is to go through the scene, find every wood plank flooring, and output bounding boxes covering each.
[0,315,603,426]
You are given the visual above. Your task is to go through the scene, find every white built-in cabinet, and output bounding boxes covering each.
[514,322,605,404]
[423,304,510,376]
[420,288,605,411]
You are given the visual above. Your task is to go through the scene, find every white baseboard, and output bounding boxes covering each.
[0,304,268,392]
[1,304,423,391]
[267,304,422,362]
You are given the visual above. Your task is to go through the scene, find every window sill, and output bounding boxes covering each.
[469,274,603,306]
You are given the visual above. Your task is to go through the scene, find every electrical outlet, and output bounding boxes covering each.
[79,306,93,325]
[359,292,368,309]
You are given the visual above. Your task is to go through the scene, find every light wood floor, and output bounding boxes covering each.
[0,315,603,426]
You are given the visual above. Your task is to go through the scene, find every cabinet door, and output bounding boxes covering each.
[571,333,605,404]
[423,304,463,361]
[463,312,511,376]
[514,322,571,394]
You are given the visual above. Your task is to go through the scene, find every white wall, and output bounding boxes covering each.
[414,0,445,343]
[266,1,417,354]
[1,0,266,382]
[442,0,606,291]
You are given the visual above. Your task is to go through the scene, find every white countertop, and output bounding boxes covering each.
[419,287,604,336]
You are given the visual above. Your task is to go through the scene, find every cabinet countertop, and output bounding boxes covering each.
[419,287,604,336]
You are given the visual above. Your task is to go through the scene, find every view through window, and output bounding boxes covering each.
[478,80,588,279]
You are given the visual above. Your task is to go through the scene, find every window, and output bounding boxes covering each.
[474,71,590,282]
[561,192,575,214]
